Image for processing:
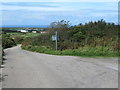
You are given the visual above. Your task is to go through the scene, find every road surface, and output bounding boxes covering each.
[2,45,118,88]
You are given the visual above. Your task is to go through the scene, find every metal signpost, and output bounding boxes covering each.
[52,31,58,51]
[55,31,58,51]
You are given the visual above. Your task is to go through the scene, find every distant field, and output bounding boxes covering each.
[6,33,41,39]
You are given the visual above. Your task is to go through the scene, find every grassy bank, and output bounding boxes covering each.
[21,20,119,57]
[22,45,119,57]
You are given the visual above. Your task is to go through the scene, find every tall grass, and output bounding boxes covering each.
[22,45,119,57]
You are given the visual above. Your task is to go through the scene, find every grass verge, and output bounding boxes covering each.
[22,45,119,57]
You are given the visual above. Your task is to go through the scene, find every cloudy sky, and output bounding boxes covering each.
[1,0,118,26]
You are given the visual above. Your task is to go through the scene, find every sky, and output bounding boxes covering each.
[0,0,118,27]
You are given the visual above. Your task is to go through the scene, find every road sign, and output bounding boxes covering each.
[52,35,57,41]
[52,31,58,50]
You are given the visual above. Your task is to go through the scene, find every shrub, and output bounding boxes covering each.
[14,36,24,44]
[2,34,16,49]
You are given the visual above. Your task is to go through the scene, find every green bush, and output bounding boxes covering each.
[2,34,16,49]
[14,36,24,44]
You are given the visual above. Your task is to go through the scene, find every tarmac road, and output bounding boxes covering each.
[2,45,118,88]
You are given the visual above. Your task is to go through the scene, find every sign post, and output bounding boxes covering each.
[55,31,58,51]
[52,31,58,51]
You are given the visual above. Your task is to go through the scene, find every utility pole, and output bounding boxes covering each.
[56,31,58,51]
